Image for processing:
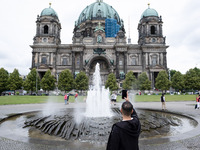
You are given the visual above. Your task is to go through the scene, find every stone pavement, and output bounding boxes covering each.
[0,101,200,150]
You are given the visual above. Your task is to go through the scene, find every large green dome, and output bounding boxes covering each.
[41,4,58,18]
[77,0,121,26]
[141,6,158,19]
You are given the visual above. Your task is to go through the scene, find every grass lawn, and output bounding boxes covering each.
[0,94,197,105]
[134,95,197,102]
[0,96,75,105]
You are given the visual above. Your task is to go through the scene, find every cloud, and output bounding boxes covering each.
[0,0,199,75]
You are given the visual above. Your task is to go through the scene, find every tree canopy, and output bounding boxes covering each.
[138,72,151,91]
[41,70,56,93]
[105,73,118,91]
[23,68,40,94]
[184,68,200,90]
[7,69,23,92]
[169,69,177,81]
[155,70,171,93]
[58,69,74,92]
[171,71,184,92]
[75,71,89,91]
[122,71,136,90]
[0,68,9,95]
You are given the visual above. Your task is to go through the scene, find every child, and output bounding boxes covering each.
[64,94,68,105]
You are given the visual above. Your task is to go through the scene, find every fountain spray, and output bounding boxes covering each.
[85,63,113,117]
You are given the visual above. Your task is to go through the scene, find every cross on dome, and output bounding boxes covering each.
[148,3,150,8]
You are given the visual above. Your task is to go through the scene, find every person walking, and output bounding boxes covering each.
[66,93,70,104]
[113,93,117,105]
[75,93,78,102]
[111,92,116,105]
[161,93,166,110]
[196,95,200,109]
[64,94,68,105]
[106,99,141,150]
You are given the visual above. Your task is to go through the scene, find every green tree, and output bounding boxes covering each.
[23,68,40,94]
[169,69,177,81]
[105,73,118,91]
[155,70,171,93]
[0,68,9,95]
[7,69,23,94]
[41,70,56,93]
[122,71,136,90]
[171,71,184,92]
[138,72,151,91]
[75,71,89,93]
[58,69,74,92]
[184,68,200,91]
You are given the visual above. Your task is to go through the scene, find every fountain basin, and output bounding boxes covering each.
[0,108,197,148]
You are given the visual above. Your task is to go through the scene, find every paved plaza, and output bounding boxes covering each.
[0,101,200,150]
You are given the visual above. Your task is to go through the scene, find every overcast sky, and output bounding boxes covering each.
[0,0,200,75]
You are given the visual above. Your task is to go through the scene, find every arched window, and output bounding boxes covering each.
[77,58,80,66]
[44,25,49,34]
[151,26,156,34]
[131,57,136,65]
[62,58,68,65]
[152,56,157,66]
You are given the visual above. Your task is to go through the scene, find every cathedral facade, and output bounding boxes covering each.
[31,0,168,88]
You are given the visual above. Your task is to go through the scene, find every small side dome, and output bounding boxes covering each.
[141,4,158,19]
[41,3,58,18]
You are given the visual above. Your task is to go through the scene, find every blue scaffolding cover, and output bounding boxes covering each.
[105,19,120,37]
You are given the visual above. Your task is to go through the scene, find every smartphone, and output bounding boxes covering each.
[122,90,127,99]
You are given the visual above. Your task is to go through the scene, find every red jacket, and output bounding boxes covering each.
[75,93,78,98]
[64,95,67,100]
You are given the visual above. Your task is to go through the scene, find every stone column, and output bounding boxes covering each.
[159,24,163,36]
[151,72,154,89]
[124,52,127,74]
[142,52,146,72]
[53,52,56,69]
[49,53,51,65]
[36,24,40,36]
[116,51,119,79]
[32,52,35,68]
[55,49,58,76]
[138,54,141,65]
[72,52,75,76]
[80,51,83,71]
[159,53,161,65]
[163,52,167,69]
[37,53,40,66]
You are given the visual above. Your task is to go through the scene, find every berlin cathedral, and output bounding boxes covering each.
[31,0,168,88]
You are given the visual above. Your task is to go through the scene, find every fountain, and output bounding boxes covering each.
[85,63,112,117]
[0,63,198,148]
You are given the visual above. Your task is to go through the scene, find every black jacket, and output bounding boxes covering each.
[106,110,141,150]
